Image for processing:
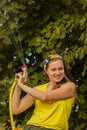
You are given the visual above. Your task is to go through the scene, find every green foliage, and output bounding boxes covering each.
[0,0,87,129]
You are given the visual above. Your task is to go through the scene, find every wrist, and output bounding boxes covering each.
[15,84,22,92]
[17,82,22,88]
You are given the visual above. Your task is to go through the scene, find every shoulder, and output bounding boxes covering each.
[62,82,76,97]
[62,81,76,88]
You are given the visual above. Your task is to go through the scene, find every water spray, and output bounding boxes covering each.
[7,11,28,129]
[11,30,25,66]
[9,65,27,130]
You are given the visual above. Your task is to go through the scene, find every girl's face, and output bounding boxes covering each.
[45,59,65,83]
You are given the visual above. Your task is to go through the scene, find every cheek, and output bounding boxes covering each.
[62,71,65,79]
[61,70,65,76]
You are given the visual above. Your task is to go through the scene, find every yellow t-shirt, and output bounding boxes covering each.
[27,83,75,130]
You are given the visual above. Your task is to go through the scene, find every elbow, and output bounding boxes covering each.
[12,110,21,115]
[12,109,19,115]
[12,106,21,115]
[13,112,18,115]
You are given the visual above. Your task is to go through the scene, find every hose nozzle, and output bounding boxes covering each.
[20,65,28,81]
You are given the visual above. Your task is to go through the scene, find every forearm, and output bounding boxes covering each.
[12,85,22,114]
[17,82,75,101]
[18,83,47,101]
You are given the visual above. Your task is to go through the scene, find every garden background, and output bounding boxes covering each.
[0,0,87,129]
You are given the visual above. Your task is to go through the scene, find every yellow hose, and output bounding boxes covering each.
[9,79,18,130]
[9,66,27,130]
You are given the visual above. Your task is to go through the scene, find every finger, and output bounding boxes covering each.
[15,74,19,79]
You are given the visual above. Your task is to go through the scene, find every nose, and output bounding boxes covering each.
[56,70,60,75]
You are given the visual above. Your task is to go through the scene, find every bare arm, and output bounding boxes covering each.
[17,82,76,101]
[12,84,35,115]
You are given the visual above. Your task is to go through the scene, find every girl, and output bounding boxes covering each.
[12,54,76,130]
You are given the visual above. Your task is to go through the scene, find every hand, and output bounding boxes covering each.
[22,70,28,82]
[15,72,25,83]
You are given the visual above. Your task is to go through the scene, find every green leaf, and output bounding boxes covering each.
[16,34,24,41]
[60,32,66,39]
[45,31,51,38]
[79,84,86,92]
[36,46,42,53]
[7,62,13,68]
[78,95,85,104]
[74,123,85,130]
[10,22,17,29]
[20,12,28,18]
[79,32,85,41]
[82,60,87,77]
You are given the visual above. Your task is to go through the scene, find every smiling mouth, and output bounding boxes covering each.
[55,76,61,79]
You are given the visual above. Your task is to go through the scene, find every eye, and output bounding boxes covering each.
[51,68,56,71]
[59,67,64,70]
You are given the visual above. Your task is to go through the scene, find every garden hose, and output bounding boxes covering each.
[9,79,18,130]
[9,65,27,130]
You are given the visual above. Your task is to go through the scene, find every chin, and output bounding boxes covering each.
[55,78,63,83]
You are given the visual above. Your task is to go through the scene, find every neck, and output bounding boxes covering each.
[48,81,62,90]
